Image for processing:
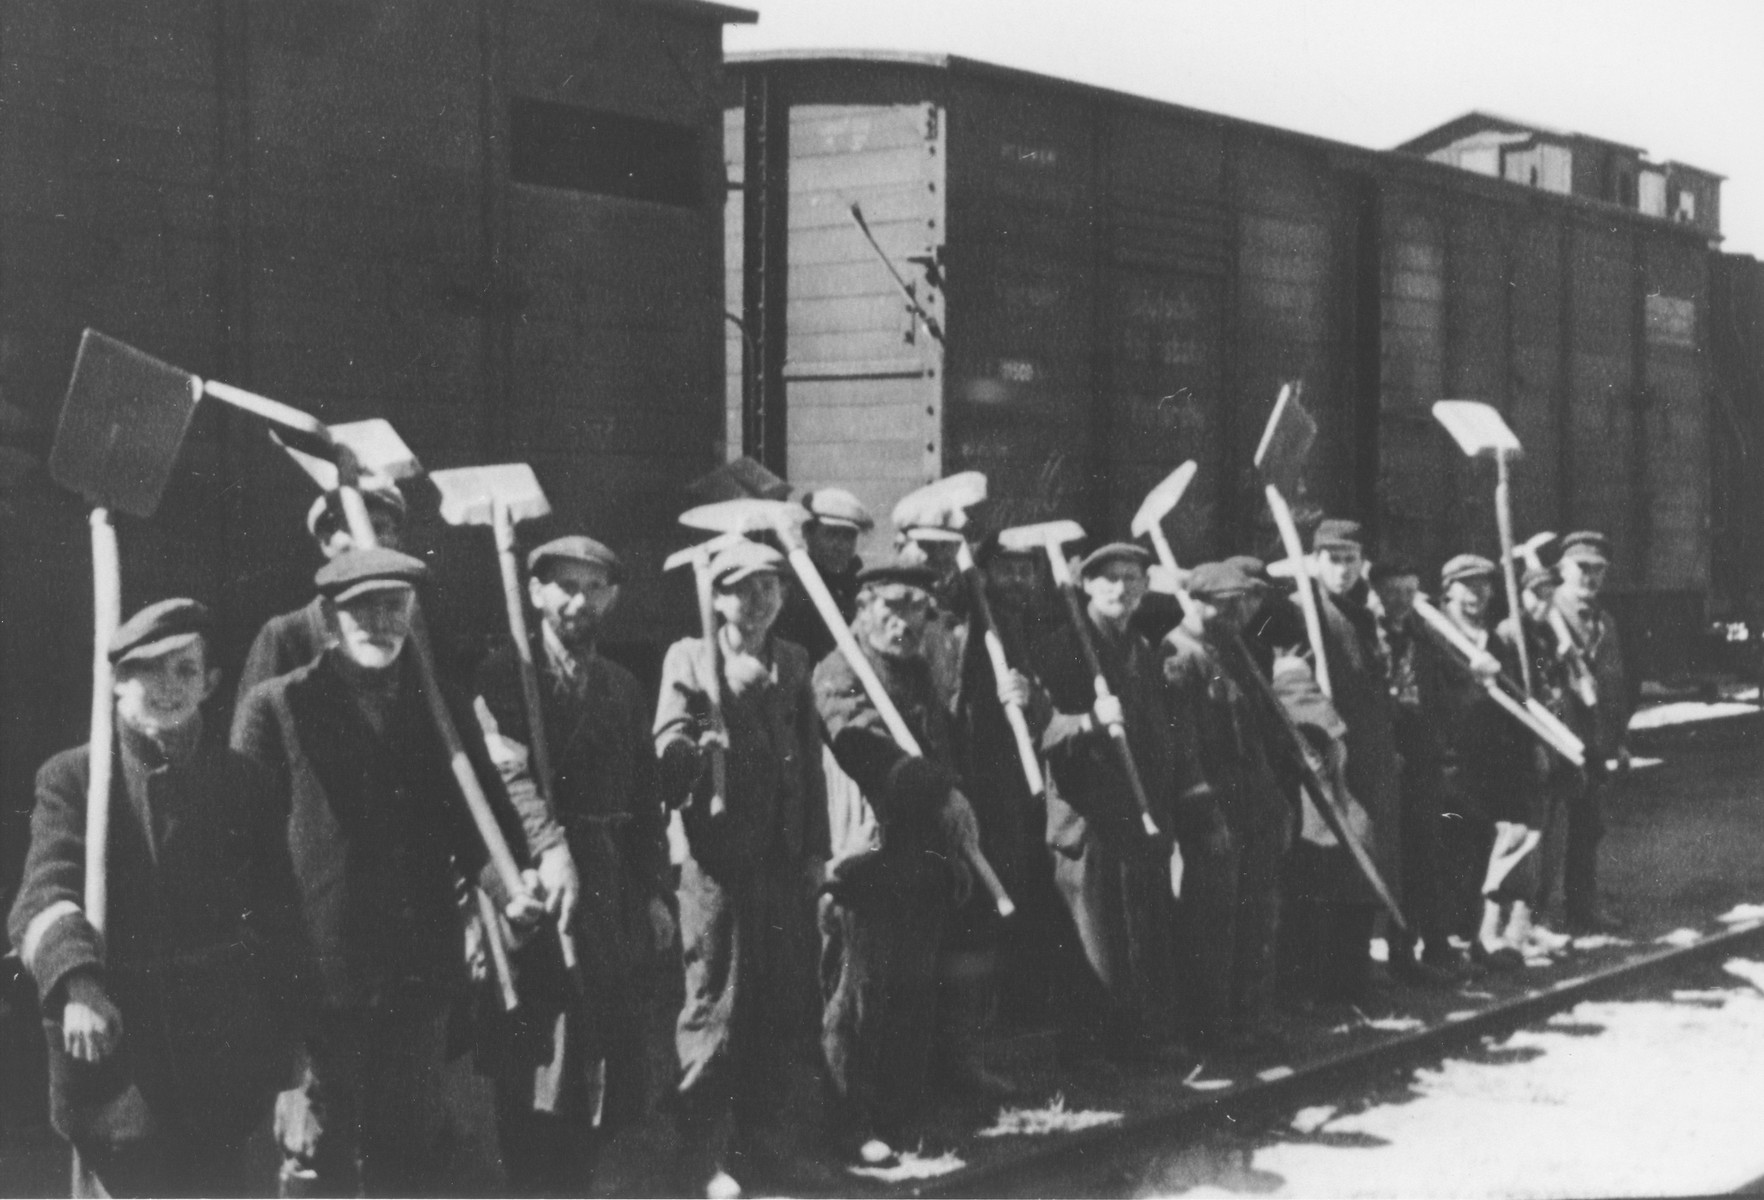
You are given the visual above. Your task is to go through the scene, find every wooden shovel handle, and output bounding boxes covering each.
[691,559,729,817]
[1045,545,1160,839]
[84,508,121,938]
[1265,483,1332,699]
[955,540,1044,798]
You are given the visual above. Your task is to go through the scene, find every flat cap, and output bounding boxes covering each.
[1185,560,1266,599]
[1224,555,1271,584]
[305,476,407,540]
[710,539,785,588]
[1440,553,1499,588]
[315,547,427,603]
[528,535,624,582]
[1311,518,1365,551]
[1521,563,1560,591]
[1368,556,1421,585]
[1079,542,1153,577]
[856,559,940,592]
[1560,531,1611,564]
[110,598,211,665]
[803,487,874,533]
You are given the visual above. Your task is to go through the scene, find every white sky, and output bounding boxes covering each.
[727,0,1763,258]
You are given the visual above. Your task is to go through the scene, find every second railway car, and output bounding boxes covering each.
[723,51,1726,682]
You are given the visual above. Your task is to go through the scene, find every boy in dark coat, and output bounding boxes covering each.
[233,548,543,1196]
[10,599,309,1197]
[654,539,829,1197]
[1034,543,1218,1065]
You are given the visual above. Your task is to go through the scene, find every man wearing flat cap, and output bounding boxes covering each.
[12,599,310,1197]
[1161,562,1295,1050]
[1303,518,1401,1001]
[1427,554,1546,968]
[233,549,543,1196]
[653,540,829,1196]
[1550,531,1630,933]
[1368,558,1462,983]
[1033,542,1216,1066]
[232,475,409,720]
[812,557,984,1165]
[775,487,873,666]
[473,533,674,1193]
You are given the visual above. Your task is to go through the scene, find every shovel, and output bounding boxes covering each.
[662,533,749,818]
[1433,400,1533,698]
[679,498,1013,917]
[685,455,791,505]
[997,519,1161,840]
[49,331,210,960]
[893,472,1045,799]
[1254,383,1331,698]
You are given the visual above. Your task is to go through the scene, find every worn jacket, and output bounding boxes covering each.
[1552,593,1631,762]
[654,632,829,870]
[1035,616,1213,856]
[9,725,308,1146]
[232,651,529,1010]
[1315,581,1402,897]
[232,598,328,725]
[1162,624,1291,836]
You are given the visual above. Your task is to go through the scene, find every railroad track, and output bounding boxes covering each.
[893,917,1764,1199]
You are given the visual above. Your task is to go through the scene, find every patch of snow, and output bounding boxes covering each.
[977,1095,1123,1138]
[848,1148,965,1182]
[1656,927,1703,948]
[1291,1104,1337,1134]
[1258,1065,1295,1081]
[1627,700,1759,731]
[1570,933,1632,950]
[1184,1077,1235,1092]
[1718,902,1764,925]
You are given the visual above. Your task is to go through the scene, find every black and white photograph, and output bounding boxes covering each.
[1,1,1761,1196]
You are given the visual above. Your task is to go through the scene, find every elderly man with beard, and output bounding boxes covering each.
[1034,543,1217,1067]
[1301,520,1401,1003]
[1162,561,1296,1052]
[813,559,985,1166]
[12,600,309,1198]
[653,540,829,1198]
[1551,532,1631,934]
[232,549,543,1196]
[473,534,673,1195]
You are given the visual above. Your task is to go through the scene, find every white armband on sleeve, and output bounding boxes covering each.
[20,899,82,973]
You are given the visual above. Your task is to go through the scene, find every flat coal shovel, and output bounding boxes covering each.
[997,519,1162,840]
[680,498,1014,917]
[1254,383,1331,697]
[893,471,1045,800]
[1432,399,1533,698]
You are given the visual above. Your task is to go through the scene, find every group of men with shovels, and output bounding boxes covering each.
[8,333,1630,1199]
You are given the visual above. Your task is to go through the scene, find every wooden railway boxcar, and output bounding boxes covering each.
[0,0,750,907]
[723,51,1721,680]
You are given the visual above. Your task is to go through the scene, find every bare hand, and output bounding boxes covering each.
[940,789,981,853]
[505,871,547,930]
[697,726,731,755]
[536,845,581,934]
[1468,651,1501,681]
[1092,693,1125,732]
[275,1086,321,1164]
[61,973,121,1063]
[648,896,676,954]
[997,669,1031,712]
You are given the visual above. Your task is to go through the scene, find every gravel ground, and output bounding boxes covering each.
[1136,974,1764,1198]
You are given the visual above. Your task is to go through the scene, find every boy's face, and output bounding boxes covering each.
[861,583,931,659]
[333,587,416,670]
[1446,577,1493,624]
[1559,557,1606,599]
[1373,573,1420,622]
[804,522,859,576]
[1522,579,1558,621]
[1083,560,1147,623]
[712,571,784,638]
[1313,545,1365,595]
[114,639,217,734]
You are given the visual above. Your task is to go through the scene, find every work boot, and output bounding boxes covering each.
[933,948,1019,1099]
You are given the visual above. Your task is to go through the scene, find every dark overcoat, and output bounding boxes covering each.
[8,728,308,1172]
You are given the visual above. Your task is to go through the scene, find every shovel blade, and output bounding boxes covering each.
[680,497,803,536]
[431,464,550,527]
[1253,384,1316,497]
[1432,400,1521,459]
[996,518,1086,554]
[332,419,422,480]
[892,472,988,537]
[663,532,747,572]
[685,455,791,504]
[50,330,202,517]
[1131,460,1197,536]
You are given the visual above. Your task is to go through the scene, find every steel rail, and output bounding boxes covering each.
[902,919,1764,1198]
